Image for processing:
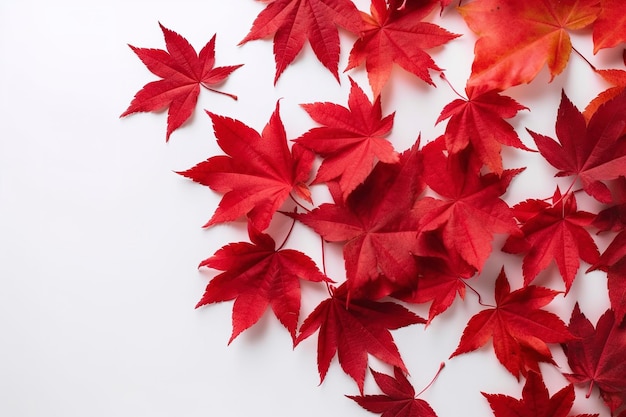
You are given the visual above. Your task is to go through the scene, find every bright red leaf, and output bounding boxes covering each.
[530,90,626,204]
[197,223,328,343]
[562,304,626,413]
[593,0,626,53]
[589,230,626,323]
[483,371,598,417]
[240,0,363,83]
[459,0,600,92]
[296,283,426,392]
[451,268,574,378]
[502,188,600,293]
[121,23,243,140]
[437,86,529,174]
[584,61,626,125]
[178,101,314,231]
[345,0,459,97]
[295,77,398,200]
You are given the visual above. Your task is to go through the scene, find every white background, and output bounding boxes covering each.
[0,1,622,416]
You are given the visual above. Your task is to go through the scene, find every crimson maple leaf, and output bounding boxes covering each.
[345,0,459,97]
[502,188,600,293]
[589,230,626,324]
[459,0,600,92]
[295,78,398,200]
[178,101,314,231]
[293,142,424,299]
[436,86,529,174]
[451,268,574,378]
[347,367,440,417]
[562,304,626,413]
[413,139,521,272]
[197,223,328,343]
[593,0,626,53]
[296,283,426,392]
[239,0,363,83]
[483,371,598,417]
[529,90,626,204]
[121,23,243,141]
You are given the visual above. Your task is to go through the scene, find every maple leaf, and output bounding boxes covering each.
[197,223,328,343]
[178,101,314,231]
[529,90,626,204]
[589,230,626,323]
[436,86,529,174]
[584,53,626,124]
[502,188,600,293]
[121,23,243,141]
[413,139,522,272]
[483,371,598,417]
[451,268,574,378]
[293,142,424,299]
[562,304,626,413]
[296,283,426,392]
[295,78,398,200]
[239,0,363,83]
[345,0,460,97]
[593,0,626,53]
[459,0,600,92]
[347,366,440,417]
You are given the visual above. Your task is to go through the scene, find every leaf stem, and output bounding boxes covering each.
[464,281,495,308]
[586,380,595,398]
[201,83,239,100]
[415,362,446,397]
[290,193,312,213]
[439,72,467,100]
[572,46,596,72]
[277,214,297,251]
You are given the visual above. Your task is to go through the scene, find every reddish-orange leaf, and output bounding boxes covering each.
[240,0,363,83]
[451,268,574,378]
[295,78,398,200]
[584,57,626,125]
[178,101,314,231]
[502,188,600,293]
[562,304,626,413]
[459,0,600,92]
[197,223,328,343]
[121,23,243,140]
[593,0,626,53]
[296,284,426,392]
[345,0,460,97]
[437,86,529,174]
[483,371,598,417]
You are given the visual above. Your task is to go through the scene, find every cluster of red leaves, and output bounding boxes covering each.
[122,1,626,416]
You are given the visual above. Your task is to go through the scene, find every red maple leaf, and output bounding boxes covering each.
[562,304,626,413]
[345,0,459,97]
[459,0,600,92]
[437,86,529,174]
[529,90,626,204]
[121,23,243,141]
[239,0,363,83]
[178,101,314,231]
[592,177,626,233]
[293,142,424,299]
[584,52,626,129]
[593,0,626,53]
[502,188,600,293]
[589,230,626,323]
[413,139,522,272]
[483,371,598,417]
[296,283,426,392]
[347,366,440,417]
[197,223,328,343]
[451,268,574,378]
[295,77,398,200]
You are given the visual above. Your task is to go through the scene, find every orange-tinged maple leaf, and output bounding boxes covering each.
[459,0,601,92]
[593,0,626,53]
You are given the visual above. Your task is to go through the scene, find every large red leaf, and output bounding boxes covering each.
[562,304,626,413]
[178,102,314,231]
[483,371,598,417]
[530,90,626,203]
[296,284,426,392]
[240,0,363,83]
[295,78,398,200]
[592,0,626,53]
[502,188,600,293]
[459,0,600,92]
[345,0,459,97]
[121,23,243,140]
[197,223,328,343]
[451,268,574,378]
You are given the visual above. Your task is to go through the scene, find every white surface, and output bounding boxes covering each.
[0,1,621,416]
